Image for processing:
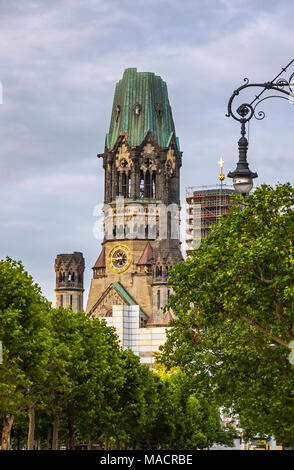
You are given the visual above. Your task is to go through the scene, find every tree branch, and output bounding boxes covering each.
[283,396,294,402]
[238,315,290,349]
[252,263,273,284]
[275,301,283,322]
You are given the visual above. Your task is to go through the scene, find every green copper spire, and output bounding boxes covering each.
[106,68,179,150]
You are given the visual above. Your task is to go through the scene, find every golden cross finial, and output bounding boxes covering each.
[218,157,224,170]
[218,157,225,182]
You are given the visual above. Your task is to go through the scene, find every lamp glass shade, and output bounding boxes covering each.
[233,176,253,195]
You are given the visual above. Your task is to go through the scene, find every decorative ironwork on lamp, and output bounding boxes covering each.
[226,58,294,196]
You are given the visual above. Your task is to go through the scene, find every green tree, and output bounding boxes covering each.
[0,257,53,450]
[42,307,123,450]
[158,184,294,446]
[154,366,234,449]
[89,349,154,450]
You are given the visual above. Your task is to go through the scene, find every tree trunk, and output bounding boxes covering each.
[27,407,35,450]
[46,426,52,450]
[67,415,75,450]
[52,416,59,450]
[1,414,14,450]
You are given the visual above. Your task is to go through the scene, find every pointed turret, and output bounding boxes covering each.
[137,242,153,265]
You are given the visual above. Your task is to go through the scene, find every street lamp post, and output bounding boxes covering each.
[226,58,294,196]
[227,120,257,196]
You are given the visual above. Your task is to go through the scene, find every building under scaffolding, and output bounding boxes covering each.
[185,184,235,255]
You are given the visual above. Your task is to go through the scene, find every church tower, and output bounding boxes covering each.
[86,68,183,326]
[55,252,85,312]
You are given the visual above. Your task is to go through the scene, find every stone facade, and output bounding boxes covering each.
[86,69,183,336]
[49,68,183,366]
[54,69,183,366]
[55,252,85,312]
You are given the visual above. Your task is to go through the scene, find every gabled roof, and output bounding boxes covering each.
[88,281,148,321]
[137,242,153,265]
[105,68,179,150]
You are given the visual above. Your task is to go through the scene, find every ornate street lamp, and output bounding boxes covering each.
[226,58,294,196]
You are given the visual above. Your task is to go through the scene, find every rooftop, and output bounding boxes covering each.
[106,68,179,150]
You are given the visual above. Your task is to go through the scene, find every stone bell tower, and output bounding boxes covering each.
[55,252,85,312]
[86,68,183,325]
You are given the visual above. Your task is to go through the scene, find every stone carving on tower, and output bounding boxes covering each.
[86,67,183,327]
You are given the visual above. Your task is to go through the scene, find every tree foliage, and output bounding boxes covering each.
[0,256,233,450]
[157,184,294,446]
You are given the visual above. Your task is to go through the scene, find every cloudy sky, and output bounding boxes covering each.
[1,0,294,304]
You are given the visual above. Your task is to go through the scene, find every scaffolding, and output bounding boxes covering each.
[185,184,235,254]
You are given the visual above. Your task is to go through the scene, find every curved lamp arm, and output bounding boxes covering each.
[226,59,294,195]
[226,59,294,124]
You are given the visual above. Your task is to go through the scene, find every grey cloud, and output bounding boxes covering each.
[0,0,294,302]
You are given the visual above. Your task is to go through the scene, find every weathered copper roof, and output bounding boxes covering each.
[93,246,106,268]
[137,242,153,265]
[106,68,180,150]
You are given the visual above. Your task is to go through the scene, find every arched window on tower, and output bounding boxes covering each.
[122,171,127,198]
[128,174,131,198]
[167,212,171,239]
[156,266,162,278]
[145,170,151,198]
[116,171,120,196]
[152,172,156,198]
[157,290,161,309]
[140,170,144,197]
[165,266,169,279]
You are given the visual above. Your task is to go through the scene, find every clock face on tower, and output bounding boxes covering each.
[108,245,132,273]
